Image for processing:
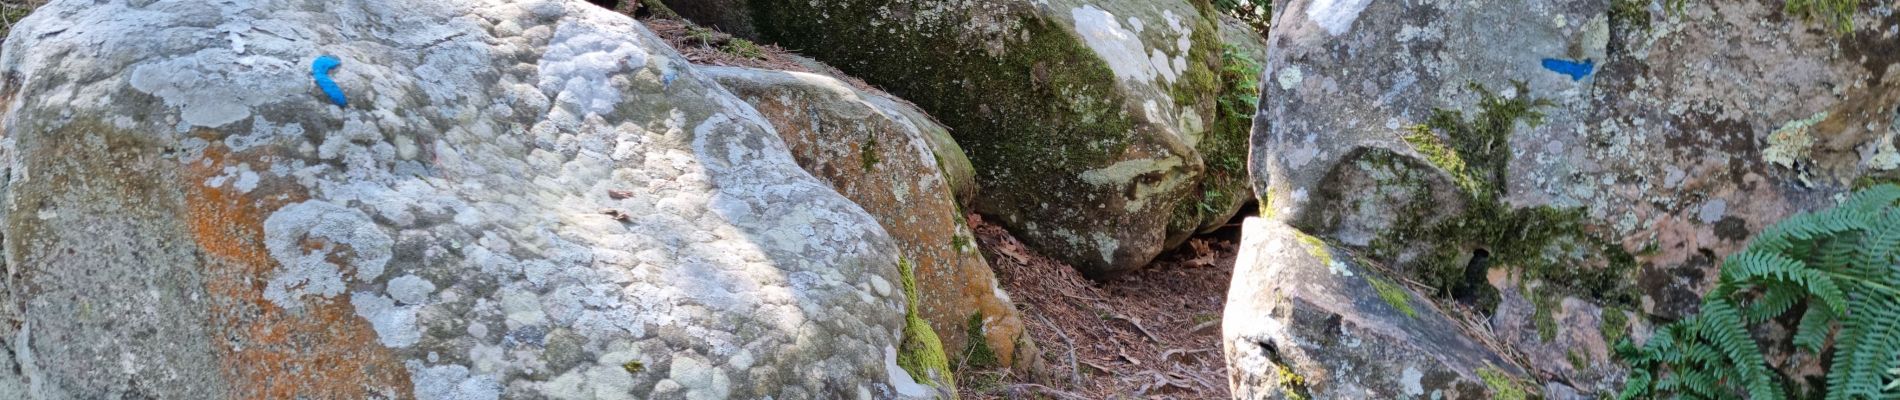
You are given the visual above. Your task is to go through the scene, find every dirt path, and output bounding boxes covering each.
[963,213,1240,400]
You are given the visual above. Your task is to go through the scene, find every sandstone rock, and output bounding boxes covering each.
[1223,217,1528,399]
[1249,0,1899,395]
[704,65,1040,372]
[0,0,948,398]
[664,0,1259,278]
[768,54,983,208]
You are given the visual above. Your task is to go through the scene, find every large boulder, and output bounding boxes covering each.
[661,0,1260,278]
[704,65,1040,372]
[1223,217,1529,399]
[1245,0,1899,395]
[0,0,950,398]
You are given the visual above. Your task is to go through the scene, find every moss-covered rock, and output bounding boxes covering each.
[1247,0,1900,395]
[664,0,1256,278]
[1224,218,1528,399]
[705,65,1041,375]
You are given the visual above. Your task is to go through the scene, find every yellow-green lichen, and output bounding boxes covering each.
[621,360,645,374]
[894,258,956,392]
[1478,367,1527,400]
[1294,231,1334,268]
[1367,275,1418,318]
[1274,363,1312,400]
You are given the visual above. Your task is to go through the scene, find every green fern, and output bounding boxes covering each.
[1618,184,1900,399]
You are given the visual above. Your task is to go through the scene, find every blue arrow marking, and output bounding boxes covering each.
[1541,58,1594,81]
[312,55,348,107]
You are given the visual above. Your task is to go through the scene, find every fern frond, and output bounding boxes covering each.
[1699,301,1781,399]
[1724,250,1848,314]
[1621,185,1900,400]
[1795,305,1836,352]
[1838,184,1900,214]
[1827,295,1898,400]
[1743,281,1803,323]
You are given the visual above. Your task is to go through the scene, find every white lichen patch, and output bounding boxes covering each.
[261,200,394,310]
[351,292,421,348]
[1306,0,1374,36]
[1763,111,1828,170]
[1078,157,1183,186]
[883,346,931,397]
[1278,66,1305,91]
[203,163,261,193]
[1072,5,1181,84]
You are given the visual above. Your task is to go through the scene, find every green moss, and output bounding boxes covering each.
[950,234,971,252]
[1404,81,1551,198]
[1783,0,1862,33]
[1390,83,1641,315]
[960,313,1000,369]
[0,3,31,40]
[1567,349,1588,371]
[1367,275,1418,318]
[859,135,880,171]
[1853,173,1900,190]
[755,4,1138,192]
[1599,306,1629,344]
[1609,0,1651,35]
[894,258,956,392]
[722,38,766,59]
[1189,41,1262,221]
[1274,363,1312,400]
[1532,286,1560,342]
[1478,367,1528,400]
[621,360,645,374]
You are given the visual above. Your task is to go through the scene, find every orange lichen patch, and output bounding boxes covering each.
[184,144,414,400]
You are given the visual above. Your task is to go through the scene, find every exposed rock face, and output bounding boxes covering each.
[664,0,1258,278]
[1223,218,1527,399]
[0,0,947,398]
[704,66,1040,372]
[1238,0,1900,396]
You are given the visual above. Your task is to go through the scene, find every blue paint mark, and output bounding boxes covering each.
[661,68,678,87]
[311,55,348,107]
[1541,58,1594,81]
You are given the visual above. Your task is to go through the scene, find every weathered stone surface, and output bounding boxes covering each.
[704,65,1040,372]
[0,0,948,398]
[771,54,984,208]
[664,0,1259,278]
[1246,0,1899,396]
[1223,217,1527,399]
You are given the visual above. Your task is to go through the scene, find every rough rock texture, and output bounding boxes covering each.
[1240,0,1900,396]
[664,0,1258,278]
[0,0,949,398]
[770,54,983,208]
[1223,217,1527,399]
[704,66,1040,372]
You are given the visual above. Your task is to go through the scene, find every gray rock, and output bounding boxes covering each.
[1223,218,1527,399]
[663,0,1258,278]
[704,65,1040,374]
[1247,0,1899,395]
[0,0,944,398]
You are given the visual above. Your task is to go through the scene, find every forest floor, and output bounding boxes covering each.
[961,214,1240,400]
